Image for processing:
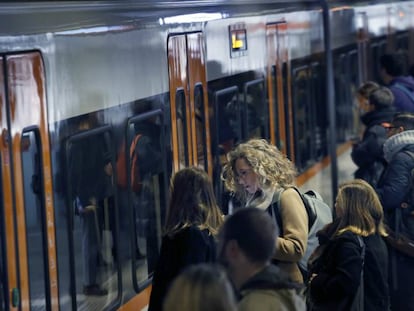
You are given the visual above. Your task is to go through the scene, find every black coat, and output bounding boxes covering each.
[148,226,217,311]
[376,143,414,225]
[351,108,395,187]
[309,226,389,311]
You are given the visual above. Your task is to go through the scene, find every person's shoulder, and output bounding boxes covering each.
[239,288,305,311]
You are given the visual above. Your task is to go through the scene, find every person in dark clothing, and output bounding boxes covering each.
[376,112,414,311]
[219,207,305,311]
[308,179,389,311]
[70,116,112,296]
[380,53,414,112]
[133,118,164,271]
[351,86,396,187]
[148,167,224,311]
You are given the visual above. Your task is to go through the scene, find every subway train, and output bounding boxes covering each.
[0,0,413,310]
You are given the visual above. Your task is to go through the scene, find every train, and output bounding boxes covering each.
[0,0,413,310]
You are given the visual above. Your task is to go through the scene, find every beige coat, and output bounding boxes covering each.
[273,188,308,284]
[247,187,308,284]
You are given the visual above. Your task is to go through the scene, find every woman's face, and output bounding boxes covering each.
[235,158,259,194]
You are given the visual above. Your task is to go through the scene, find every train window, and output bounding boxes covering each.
[349,50,361,139]
[175,90,189,168]
[292,65,314,171]
[65,124,118,310]
[212,86,240,213]
[282,62,293,159]
[20,129,49,310]
[397,32,409,51]
[311,62,328,159]
[244,78,269,139]
[214,86,240,156]
[126,108,167,291]
[270,65,282,149]
[194,84,208,170]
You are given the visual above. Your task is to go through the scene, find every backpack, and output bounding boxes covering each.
[270,187,333,280]
[116,134,142,192]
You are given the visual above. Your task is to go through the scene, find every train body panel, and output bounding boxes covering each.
[0,1,413,310]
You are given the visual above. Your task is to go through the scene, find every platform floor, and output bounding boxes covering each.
[299,145,357,207]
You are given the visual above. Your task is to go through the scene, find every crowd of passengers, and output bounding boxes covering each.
[145,52,414,311]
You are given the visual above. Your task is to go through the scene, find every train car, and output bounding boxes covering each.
[0,0,413,310]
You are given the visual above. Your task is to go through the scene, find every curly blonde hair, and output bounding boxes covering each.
[221,139,297,201]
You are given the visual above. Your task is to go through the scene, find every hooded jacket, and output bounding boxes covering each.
[376,130,414,217]
[238,264,306,311]
[351,107,395,186]
[388,76,414,113]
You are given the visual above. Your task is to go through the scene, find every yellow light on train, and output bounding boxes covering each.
[232,34,244,49]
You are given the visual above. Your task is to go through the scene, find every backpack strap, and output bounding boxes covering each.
[393,83,414,105]
[268,187,314,232]
[268,188,284,233]
[291,187,317,229]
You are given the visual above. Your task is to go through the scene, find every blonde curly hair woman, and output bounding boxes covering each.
[222,138,308,284]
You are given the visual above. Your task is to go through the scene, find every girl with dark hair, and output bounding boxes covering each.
[148,167,224,311]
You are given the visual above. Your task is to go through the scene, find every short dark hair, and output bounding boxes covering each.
[221,207,277,264]
[369,86,394,109]
[392,112,414,131]
[357,81,379,99]
[380,53,407,77]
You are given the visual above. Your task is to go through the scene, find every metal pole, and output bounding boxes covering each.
[320,0,338,205]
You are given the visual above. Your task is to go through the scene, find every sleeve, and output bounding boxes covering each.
[351,126,385,167]
[376,152,412,212]
[274,188,308,262]
[180,228,216,266]
[310,237,362,302]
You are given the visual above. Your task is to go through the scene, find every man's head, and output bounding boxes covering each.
[385,112,414,138]
[368,86,394,110]
[380,53,407,83]
[218,207,277,288]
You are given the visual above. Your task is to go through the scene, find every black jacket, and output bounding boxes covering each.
[376,130,414,225]
[148,226,217,311]
[351,108,395,187]
[309,225,389,311]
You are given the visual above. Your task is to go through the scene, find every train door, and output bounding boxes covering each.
[266,22,294,159]
[167,32,212,175]
[0,52,58,310]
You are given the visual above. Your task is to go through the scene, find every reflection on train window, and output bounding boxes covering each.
[21,130,49,310]
[214,86,240,156]
[334,53,354,142]
[175,90,189,168]
[66,124,117,310]
[292,66,313,171]
[127,109,167,290]
[349,50,361,139]
[244,78,269,139]
[311,62,328,159]
[212,86,240,214]
[282,62,293,159]
[270,65,283,149]
[194,84,208,170]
